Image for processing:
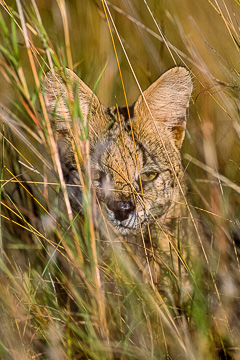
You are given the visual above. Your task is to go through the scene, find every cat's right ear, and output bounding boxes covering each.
[42,69,108,145]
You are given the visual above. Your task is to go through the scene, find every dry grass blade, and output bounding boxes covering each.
[0,1,239,359]
[185,153,240,195]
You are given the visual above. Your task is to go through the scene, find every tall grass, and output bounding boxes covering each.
[0,0,239,359]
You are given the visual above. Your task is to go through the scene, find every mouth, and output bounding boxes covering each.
[106,208,146,235]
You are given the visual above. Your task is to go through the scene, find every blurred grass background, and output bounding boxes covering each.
[0,0,240,359]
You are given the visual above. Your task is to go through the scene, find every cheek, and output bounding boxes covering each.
[157,177,174,197]
[101,177,112,198]
[95,177,112,202]
[95,184,104,202]
[143,175,174,203]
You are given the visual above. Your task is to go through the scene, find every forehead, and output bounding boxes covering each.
[99,125,141,173]
[91,105,171,172]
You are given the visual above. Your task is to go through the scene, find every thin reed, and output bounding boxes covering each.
[0,1,239,359]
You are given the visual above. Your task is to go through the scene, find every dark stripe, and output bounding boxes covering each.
[117,103,135,120]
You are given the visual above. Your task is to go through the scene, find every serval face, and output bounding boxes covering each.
[43,67,192,236]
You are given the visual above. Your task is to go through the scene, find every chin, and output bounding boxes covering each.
[109,219,147,237]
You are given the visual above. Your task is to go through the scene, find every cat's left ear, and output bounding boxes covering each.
[134,67,193,149]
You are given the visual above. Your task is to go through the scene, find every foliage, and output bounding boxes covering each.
[0,0,239,359]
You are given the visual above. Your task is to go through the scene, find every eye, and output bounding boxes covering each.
[140,171,158,182]
[93,171,105,183]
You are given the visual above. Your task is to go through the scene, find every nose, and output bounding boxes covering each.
[107,200,135,222]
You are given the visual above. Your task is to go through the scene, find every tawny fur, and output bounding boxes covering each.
[43,67,197,288]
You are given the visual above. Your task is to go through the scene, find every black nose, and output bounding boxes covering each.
[107,200,135,222]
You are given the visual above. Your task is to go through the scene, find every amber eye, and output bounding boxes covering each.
[141,172,158,182]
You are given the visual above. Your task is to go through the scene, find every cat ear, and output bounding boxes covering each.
[42,68,107,144]
[134,67,193,148]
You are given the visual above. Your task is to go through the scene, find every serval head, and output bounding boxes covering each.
[43,67,192,236]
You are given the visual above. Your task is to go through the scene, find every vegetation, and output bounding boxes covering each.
[0,0,239,359]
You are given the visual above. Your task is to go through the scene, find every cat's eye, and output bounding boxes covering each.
[141,171,158,182]
[93,171,105,183]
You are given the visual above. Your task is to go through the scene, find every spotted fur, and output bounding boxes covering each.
[43,67,195,286]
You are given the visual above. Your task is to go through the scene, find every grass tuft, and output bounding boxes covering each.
[0,1,239,359]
